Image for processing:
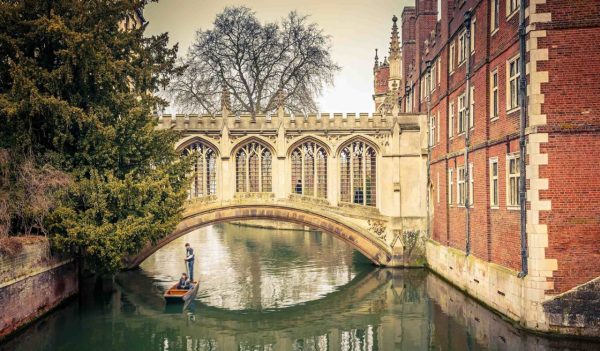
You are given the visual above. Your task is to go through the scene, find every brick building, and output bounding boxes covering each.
[374,0,600,336]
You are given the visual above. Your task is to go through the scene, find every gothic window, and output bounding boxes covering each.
[235,141,272,192]
[339,140,377,207]
[290,141,328,198]
[184,141,217,199]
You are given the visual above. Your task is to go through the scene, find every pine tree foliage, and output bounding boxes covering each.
[0,0,189,273]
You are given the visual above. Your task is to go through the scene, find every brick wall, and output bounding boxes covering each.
[0,238,50,284]
[0,239,78,340]
[403,0,600,296]
[535,3,600,294]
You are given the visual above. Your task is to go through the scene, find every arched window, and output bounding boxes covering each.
[184,141,217,199]
[290,141,328,198]
[339,140,377,207]
[236,141,272,192]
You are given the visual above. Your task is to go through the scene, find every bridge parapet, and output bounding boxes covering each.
[156,112,422,134]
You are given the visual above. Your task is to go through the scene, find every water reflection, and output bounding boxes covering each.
[141,223,362,310]
[1,223,598,351]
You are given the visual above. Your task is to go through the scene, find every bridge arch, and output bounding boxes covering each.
[127,202,393,269]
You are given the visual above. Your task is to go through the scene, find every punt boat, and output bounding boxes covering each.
[164,281,199,303]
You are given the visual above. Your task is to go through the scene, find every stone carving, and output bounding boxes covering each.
[372,133,390,148]
[368,219,387,239]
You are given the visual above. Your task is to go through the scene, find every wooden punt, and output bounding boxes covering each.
[164,281,199,303]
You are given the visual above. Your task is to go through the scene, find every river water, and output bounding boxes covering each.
[1,223,598,351]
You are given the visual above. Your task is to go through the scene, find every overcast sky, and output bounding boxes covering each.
[144,0,411,113]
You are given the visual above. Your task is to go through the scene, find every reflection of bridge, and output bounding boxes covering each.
[114,268,430,350]
[130,108,429,267]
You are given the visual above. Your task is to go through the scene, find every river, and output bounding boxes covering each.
[1,223,598,351]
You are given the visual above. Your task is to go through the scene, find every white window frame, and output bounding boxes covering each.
[458,93,466,135]
[489,157,499,208]
[507,0,521,21]
[457,166,466,206]
[470,17,476,55]
[429,113,436,147]
[490,69,499,119]
[437,58,441,85]
[458,31,467,65]
[437,111,440,143]
[449,41,456,74]
[448,168,454,205]
[468,163,474,206]
[506,153,520,208]
[449,102,455,138]
[491,0,500,34]
[469,85,475,129]
[506,55,520,112]
[431,61,437,93]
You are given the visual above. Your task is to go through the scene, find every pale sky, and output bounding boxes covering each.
[144,0,411,113]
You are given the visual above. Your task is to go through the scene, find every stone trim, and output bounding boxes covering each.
[522,0,554,331]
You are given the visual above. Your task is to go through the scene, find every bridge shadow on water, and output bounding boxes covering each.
[2,266,599,351]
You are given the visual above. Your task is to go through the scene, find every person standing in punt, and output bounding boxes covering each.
[184,243,195,282]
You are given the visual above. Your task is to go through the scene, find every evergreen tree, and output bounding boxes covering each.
[0,0,189,273]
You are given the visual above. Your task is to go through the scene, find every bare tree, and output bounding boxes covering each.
[169,6,340,116]
[0,150,70,237]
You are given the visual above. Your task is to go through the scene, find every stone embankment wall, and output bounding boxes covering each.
[426,239,600,338]
[0,237,78,340]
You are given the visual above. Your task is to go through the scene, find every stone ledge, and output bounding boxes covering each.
[543,276,600,338]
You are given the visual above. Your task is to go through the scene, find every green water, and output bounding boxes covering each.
[1,223,598,351]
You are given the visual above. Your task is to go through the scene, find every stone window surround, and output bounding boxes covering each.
[490,69,499,120]
[448,168,454,206]
[506,152,520,209]
[506,54,521,112]
[489,157,499,208]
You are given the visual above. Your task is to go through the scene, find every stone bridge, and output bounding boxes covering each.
[129,107,428,268]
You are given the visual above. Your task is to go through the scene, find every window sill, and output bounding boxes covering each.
[506,9,519,22]
[506,107,520,115]
[491,28,499,36]
[490,116,499,122]
[490,205,499,210]
[507,206,520,211]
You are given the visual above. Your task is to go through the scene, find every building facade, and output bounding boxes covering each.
[375,0,600,337]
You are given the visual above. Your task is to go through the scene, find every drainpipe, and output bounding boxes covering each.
[464,11,472,256]
[517,0,528,278]
[426,60,432,239]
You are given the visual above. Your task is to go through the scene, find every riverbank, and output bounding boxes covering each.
[0,237,78,340]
